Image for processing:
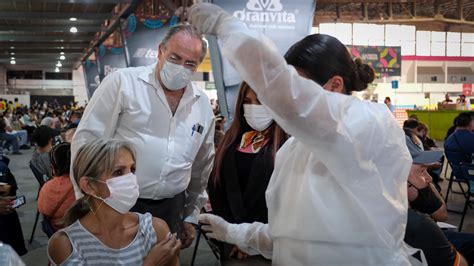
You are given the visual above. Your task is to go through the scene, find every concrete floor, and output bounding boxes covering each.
[7,148,474,265]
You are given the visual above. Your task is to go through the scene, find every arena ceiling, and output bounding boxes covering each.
[0,0,472,72]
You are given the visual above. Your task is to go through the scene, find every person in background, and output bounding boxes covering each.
[415,122,442,188]
[72,24,215,249]
[456,94,466,106]
[64,111,82,130]
[38,142,76,232]
[444,112,474,182]
[208,82,288,263]
[0,155,27,256]
[190,4,414,264]
[442,93,453,104]
[214,115,226,148]
[405,141,474,265]
[404,119,424,151]
[41,116,62,145]
[0,98,6,111]
[18,110,37,141]
[31,125,55,181]
[384,96,395,114]
[48,139,180,265]
[2,109,29,150]
[13,98,21,110]
[416,123,437,150]
[0,118,21,155]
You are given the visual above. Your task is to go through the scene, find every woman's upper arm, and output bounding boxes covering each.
[151,217,170,241]
[48,231,73,265]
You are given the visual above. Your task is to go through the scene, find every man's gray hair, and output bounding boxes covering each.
[161,23,208,62]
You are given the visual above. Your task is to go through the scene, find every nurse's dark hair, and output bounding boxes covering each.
[284,34,375,94]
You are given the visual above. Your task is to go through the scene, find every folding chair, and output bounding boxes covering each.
[28,162,47,244]
[458,163,474,232]
[444,161,470,212]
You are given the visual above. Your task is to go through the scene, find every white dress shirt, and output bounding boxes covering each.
[71,63,215,224]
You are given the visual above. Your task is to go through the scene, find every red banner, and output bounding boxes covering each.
[463,84,473,96]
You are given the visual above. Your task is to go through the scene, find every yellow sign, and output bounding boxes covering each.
[197,50,212,73]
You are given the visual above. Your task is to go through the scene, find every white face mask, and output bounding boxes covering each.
[159,60,193,91]
[243,104,274,131]
[90,172,139,214]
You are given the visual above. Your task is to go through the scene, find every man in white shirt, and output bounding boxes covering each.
[71,24,215,249]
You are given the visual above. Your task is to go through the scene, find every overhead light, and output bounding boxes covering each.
[55,67,60,72]
[56,61,62,67]
[10,52,14,55]
[59,55,66,60]
[60,51,65,55]
[10,46,14,49]
[70,26,78,33]
[69,17,77,21]
[10,60,16,65]
[10,57,14,60]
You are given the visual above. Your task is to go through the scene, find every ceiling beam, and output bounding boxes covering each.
[11,0,131,4]
[362,2,369,21]
[1,52,82,57]
[434,0,441,15]
[0,25,101,32]
[457,0,464,20]
[411,0,417,17]
[318,0,411,3]
[0,43,88,49]
[387,2,393,19]
[0,35,94,42]
[0,12,111,20]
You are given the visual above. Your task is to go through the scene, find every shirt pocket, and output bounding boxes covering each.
[184,133,202,161]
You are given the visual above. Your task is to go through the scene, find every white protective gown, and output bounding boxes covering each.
[216,25,415,265]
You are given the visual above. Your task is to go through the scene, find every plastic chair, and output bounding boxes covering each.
[28,162,46,244]
[458,163,474,232]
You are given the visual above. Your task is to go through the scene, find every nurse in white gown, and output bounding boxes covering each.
[189,3,416,265]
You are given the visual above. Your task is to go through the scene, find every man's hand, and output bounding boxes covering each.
[143,233,181,266]
[0,196,15,215]
[180,222,196,249]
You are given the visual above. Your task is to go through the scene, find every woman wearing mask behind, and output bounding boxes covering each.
[48,139,180,266]
[209,82,288,263]
[190,4,415,265]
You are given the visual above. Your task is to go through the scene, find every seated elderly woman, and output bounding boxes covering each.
[48,139,181,266]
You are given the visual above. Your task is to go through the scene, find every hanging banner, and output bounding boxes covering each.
[97,44,127,81]
[209,0,316,126]
[82,56,100,98]
[123,14,179,67]
[348,45,402,77]
[462,83,472,96]
[212,0,316,86]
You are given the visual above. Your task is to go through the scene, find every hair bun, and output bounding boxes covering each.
[353,58,375,92]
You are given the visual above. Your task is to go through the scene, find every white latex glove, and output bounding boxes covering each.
[199,213,230,242]
[187,3,247,37]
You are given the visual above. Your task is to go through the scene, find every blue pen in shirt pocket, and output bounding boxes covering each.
[191,123,204,136]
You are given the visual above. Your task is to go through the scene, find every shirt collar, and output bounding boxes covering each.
[137,62,201,99]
